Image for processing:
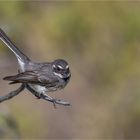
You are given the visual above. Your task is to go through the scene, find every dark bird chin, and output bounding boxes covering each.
[63,76,70,82]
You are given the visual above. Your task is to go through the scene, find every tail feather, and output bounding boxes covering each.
[3,76,20,84]
[9,81,19,84]
[3,75,16,81]
[0,28,30,63]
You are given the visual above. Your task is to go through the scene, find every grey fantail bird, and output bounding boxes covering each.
[0,28,71,106]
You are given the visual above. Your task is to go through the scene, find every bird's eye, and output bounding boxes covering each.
[56,66,61,71]
[53,64,63,72]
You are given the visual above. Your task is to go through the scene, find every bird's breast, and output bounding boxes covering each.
[29,84,48,94]
[28,84,61,94]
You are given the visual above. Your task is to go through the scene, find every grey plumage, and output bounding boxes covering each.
[0,28,30,64]
[0,28,71,106]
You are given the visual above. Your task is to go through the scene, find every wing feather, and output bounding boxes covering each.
[3,71,58,86]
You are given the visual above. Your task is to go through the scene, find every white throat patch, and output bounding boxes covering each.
[53,72,63,78]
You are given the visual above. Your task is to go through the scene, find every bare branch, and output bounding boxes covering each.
[25,84,70,106]
[0,84,25,103]
[40,94,71,106]
[0,83,70,106]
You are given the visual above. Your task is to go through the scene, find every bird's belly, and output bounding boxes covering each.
[28,84,59,94]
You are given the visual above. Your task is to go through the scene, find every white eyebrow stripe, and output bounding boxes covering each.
[57,65,64,69]
[66,65,69,69]
[53,72,63,78]
[67,73,71,77]
[53,64,56,68]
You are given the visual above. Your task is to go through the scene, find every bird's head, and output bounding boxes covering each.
[52,59,71,82]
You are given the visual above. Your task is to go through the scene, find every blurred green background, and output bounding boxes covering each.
[0,1,140,139]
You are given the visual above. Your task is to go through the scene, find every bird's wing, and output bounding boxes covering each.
[3,71,58,86]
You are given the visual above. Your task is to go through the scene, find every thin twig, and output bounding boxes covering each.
[0,84,25,103]
[26,84,70,106]
[0,83,70,106]
[40,94,70,106]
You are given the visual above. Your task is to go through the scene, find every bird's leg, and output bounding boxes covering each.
[25,84,47,99]
[25,84,41,99]
[40,93,70,106]
[0,84,25,103]
[40,94,57,108]
[25,84,56,107]
[25,84,70,106]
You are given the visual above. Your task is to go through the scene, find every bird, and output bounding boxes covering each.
[0,28,71,106]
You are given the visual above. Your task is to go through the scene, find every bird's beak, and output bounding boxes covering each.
[63,73,71,82]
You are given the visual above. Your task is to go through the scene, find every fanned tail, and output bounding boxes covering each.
[0,28,30,64]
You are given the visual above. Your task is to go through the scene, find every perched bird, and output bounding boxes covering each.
[0,28,71,106]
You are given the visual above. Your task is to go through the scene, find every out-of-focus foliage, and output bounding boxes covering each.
[0,106,20,138]
[0,1,140,139]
